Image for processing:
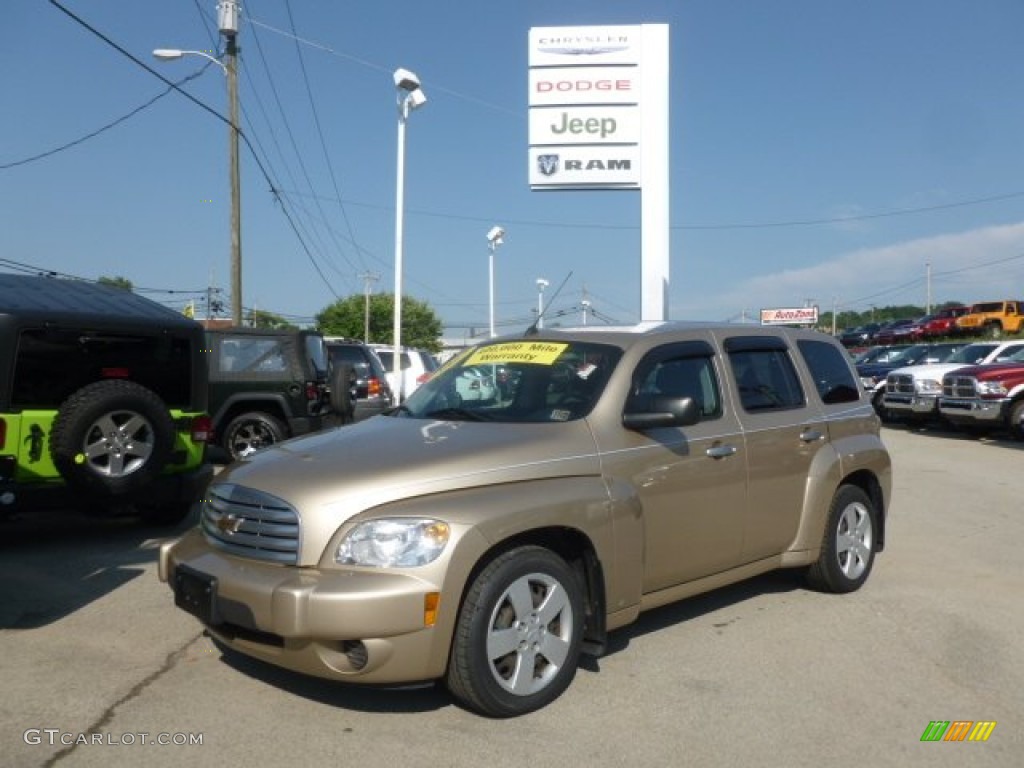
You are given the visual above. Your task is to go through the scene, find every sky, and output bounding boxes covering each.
[4,0,1024,341]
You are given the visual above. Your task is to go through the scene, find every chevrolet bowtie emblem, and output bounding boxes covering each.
[216,514,244,535]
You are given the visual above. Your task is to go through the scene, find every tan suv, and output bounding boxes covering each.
[160,323,891,717]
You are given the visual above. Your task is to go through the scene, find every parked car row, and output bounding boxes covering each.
[840,301,1024,349]
[878,340,1024,436]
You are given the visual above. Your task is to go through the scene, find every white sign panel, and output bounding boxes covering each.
[760,307,820,325]
[529,26,642,66]
[529,106,642,146]
[529,145,641,187]
[528,66,639,106]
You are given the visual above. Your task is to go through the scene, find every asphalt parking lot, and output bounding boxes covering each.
[1,423,1021,768]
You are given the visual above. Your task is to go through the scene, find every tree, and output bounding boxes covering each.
[316,293,442,352]
[250,309,296,330]
[98,275,133,291]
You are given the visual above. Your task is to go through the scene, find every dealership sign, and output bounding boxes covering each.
[528,26,646,189]
[760,307,820,326]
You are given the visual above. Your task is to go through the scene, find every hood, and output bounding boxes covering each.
[214,415,602,564]
[945,361,1024,380]
[887,362,966,381]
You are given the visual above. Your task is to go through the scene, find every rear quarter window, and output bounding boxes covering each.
[796,339,861,405]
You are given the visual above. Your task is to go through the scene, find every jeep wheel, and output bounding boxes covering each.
[50,380,175,497]
[446,546,583,718]
[223,412,286,460]
[986,322,1003,339]
[807,485,877,594]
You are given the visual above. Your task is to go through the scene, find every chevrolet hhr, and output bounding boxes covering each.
[160,323,891,717]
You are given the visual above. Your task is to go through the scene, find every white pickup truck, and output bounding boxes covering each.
[882,340,1024,422]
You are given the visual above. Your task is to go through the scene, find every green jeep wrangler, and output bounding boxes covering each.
[0,275,213,524]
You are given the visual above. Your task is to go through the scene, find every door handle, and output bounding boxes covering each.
[706,444,737,459]
[799,429,825,443]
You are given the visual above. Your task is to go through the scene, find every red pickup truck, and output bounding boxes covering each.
[937,351,1024,437]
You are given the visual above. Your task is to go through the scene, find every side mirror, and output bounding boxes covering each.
[622,396,700,431]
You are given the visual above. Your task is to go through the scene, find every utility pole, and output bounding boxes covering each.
[926,262,932,314]
[219,0,242,327]
[359,271,379,341]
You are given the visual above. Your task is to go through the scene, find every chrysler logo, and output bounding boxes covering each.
[216,513,244,535]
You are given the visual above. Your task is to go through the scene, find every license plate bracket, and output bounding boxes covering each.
[173,564,221,626]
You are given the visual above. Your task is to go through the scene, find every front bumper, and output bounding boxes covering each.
[159,528,456,684]
[937,397,1008,426]
[882,393,939,416]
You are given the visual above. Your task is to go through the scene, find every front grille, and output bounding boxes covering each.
[886,374,915,394]
[942,376,977,399]
[201,483,300,564]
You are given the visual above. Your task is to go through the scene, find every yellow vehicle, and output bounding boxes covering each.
[955,300,1024,338]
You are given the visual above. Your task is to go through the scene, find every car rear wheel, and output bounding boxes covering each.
[446,546,583,718]
[50,380,175,496]
[223,412,286,460]
[807,485,877,594]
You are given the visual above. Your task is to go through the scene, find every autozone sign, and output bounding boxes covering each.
[529,66,638,106]
[760,307,819,325]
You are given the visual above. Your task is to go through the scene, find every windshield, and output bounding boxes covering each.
[392,339,622,422]
[945,343,997,365]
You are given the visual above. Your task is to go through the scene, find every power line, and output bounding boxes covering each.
[47,0,340,303]
[0,63,214,170]
[283,0,366,274]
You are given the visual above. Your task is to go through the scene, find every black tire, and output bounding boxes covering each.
[222,411,286,460]
[49,380,176,497]
[986,322,1003,339]
[446,546,584,718]
[1009,399,1024,441]
[870,390,890,422]
[807,485,878,594]
[329,364,356,424]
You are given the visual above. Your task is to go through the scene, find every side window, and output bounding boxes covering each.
[728,348,805,412]
[796,339,861,405]
[634,355,722,421]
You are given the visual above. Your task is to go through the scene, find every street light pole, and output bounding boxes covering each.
[486,227,505,338]
[536,278,549,329]
[392,68,426,400]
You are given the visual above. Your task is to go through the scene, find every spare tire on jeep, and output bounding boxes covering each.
[49,380,176,497]
[329,363,356,424]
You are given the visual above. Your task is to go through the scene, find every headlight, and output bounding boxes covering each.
[336,518,450,567]
[860,376,878,389]
[977,381,1008,397]
[917,379,941,395]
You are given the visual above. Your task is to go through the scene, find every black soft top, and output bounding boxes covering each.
[0,274,199,332]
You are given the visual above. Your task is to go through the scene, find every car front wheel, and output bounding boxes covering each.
[446,546,584,718]
[807,485,877,593]
[223,412,286,460]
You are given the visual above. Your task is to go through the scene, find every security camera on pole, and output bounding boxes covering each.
[391,67,427,400]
